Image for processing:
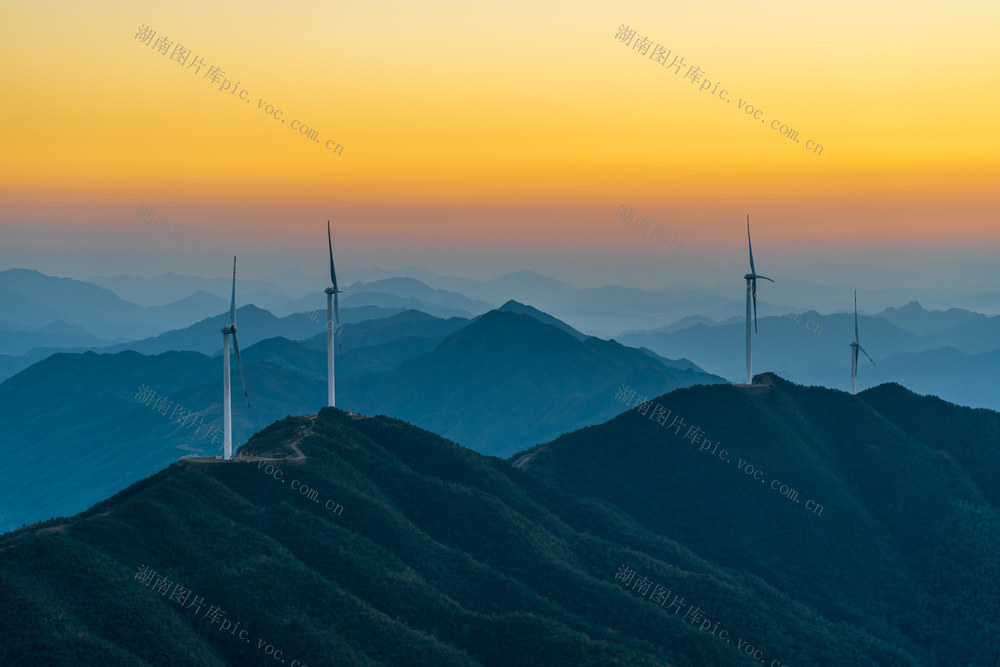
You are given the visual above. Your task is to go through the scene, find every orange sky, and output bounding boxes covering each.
[1,0,998,253]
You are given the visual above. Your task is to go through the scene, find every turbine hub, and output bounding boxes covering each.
[324,286,336,294]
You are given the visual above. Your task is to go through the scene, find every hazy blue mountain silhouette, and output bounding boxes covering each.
[345,308,724,457]
[621,303,1000,408]
[345,276,494,314]
[0,306,716,530]
[876,300,987,335]
[0,269,154,339]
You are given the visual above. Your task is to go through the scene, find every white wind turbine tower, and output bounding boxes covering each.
[743,215,774,385]
[221,256,250,460]
[850,289,875,395]
[325,221,348,407]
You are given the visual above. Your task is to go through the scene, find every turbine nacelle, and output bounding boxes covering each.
[746,273,774,283]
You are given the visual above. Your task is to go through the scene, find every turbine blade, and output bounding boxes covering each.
[752,278,758,333]
[747,215,756,275]
[859,344,875,366]
[230,256,237,324]
[754,275,775,283]
[327,220,338,289]
[335,290,344,360]
[232,332,251,407]
[854,289,859,342]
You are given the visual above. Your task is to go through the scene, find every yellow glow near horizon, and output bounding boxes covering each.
[1,0,997,249]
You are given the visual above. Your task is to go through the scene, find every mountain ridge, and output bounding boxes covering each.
[0,405,924,665]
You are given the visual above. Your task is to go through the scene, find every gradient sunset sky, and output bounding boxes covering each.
[1,0,998,284]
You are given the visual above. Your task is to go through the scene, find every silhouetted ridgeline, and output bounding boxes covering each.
[515,373,1000,664]
[1,405,922,665]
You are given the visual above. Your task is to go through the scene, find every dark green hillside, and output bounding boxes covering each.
[0,408,913,666]
[861,383,1000,506]
[517,372,1000,664]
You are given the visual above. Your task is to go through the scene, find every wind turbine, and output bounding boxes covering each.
[850,289,875,395]
[221,256,250,460]
[325,221,348,407]
[743,215,774,384]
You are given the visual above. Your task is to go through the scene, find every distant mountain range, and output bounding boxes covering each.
[344,304,723,457]
[0,319,109,356]
[89,271,494,319]
[5,267,1000,413]
[3,373,995,663]
[349,265,1000,327]
[99,304,325,356]
[0,269,228,341]
[619,301,1000,410]
[0,300,430,383]
[0,269,491,358]
[877,299,988,335]
[340,277,494,318]
[0,304,718,531]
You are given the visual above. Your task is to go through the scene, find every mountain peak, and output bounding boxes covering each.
[898,300,926,312]
[494,300,585,340]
